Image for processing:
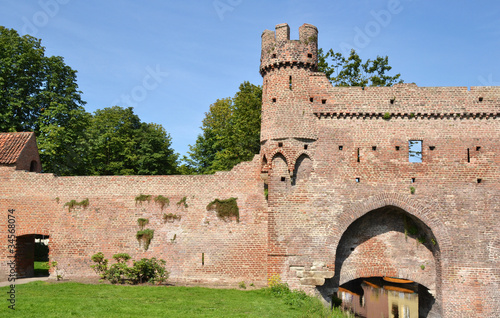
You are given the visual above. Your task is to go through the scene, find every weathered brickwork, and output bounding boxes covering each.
[0,23,499,317]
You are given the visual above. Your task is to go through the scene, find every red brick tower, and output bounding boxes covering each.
[259,23,318,187]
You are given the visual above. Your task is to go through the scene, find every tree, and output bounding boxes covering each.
[183,82,262,174]
[318,48,403,87]
[0,26,90,175]
[86,106,178,176]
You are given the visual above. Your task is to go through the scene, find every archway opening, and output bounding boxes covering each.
[16,234,50,278]
[319,205,442,317]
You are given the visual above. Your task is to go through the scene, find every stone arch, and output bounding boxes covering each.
[271,152,288,176]
[291,153,313,186]
[327,193,450,314]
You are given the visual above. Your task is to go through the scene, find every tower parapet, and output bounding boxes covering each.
[260,23,318,76]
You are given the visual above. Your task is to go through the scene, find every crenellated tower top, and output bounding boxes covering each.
[260,23,318,76]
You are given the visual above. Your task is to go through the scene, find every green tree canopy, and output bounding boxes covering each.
[318,48,403,87]
[87,106,178,176]
[183,82,262,174]
[0,26,90,175]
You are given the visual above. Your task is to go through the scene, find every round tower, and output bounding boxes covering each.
[259,23,318,177]
[260,23,318,144]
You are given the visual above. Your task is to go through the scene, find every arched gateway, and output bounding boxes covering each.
[1,23,499,317]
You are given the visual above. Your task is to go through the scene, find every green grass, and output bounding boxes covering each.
[0,281,348,317]
[33,261,49,277]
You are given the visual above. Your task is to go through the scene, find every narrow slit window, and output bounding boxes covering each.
[310,97,313,102]
[339,145,343,151]
[409,140,423,163]
[467,148,470,162]
[289,76,292,90]
[304,144,308,150]
[202,253,205,266]
[357,148,360,162]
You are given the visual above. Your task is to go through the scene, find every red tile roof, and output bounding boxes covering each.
[0,132,34,164]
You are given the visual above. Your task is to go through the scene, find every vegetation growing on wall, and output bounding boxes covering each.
[136,229,155,250]
[137,218,149,230]
[206,198,239,222]
[154,195,170,210]
[135,194,152,205]
[64,198,89,211]
[176,196,188,209]
[163,213,181,222]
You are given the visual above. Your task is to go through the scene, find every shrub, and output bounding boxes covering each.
[176,196,188,209]
[137,218,149,230]
[90,253,169,285]
[135,194,151,205]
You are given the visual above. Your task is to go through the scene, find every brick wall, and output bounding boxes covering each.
[0,156,268,287]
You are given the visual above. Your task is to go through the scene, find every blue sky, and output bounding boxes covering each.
[1,0,499,158]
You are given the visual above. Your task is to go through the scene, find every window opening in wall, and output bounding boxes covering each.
[281,177,286,182]
[395,146,400,151]
[355,178,360,183]
[322,99,326,104]
[357,148,360,162]
[372,146,377,151]
[411,178,415,183]
[390,98,395,104]
[477,178,482,183]
[307,53,312,58]
[289,76,292,90]
[409,140,422,163]
[476,146,481,151]
[272,53,276,58]
[304,144,308,150]
[278,142,283,147]
[29,160,37,172]
[339,145,343,150]
[479,97,483,102]
[429,146,435,151]
[310,97,313,102]
[202,253,205,266]
[467,148,470,162]
[272,98,276,103]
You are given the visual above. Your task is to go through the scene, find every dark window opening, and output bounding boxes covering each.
[390,98,395,104]
[355,177,360,183]
[372,146,377,151]
[272,98,276,103]
[477,178,482,183]
[409,140,423,163]
[339,145,343,150]
[289,76,292,90]
[202,253,205,265]
[476,146,481,151]
[357,148,360,162]
[281,177,286,182]
[307,53,312,58]
[272,53,276,58]
[310,97,313,102]
[395,146,400,151]
[304,145,308,150]
[467,148,470,162]
[479,97,483,102]
[278,142,283,147]
[29,160,37,172]
[321,99,326,104]
[429,146,435,150]
[411,177,415,183]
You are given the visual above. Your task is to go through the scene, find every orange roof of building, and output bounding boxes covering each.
[0,132,34,164]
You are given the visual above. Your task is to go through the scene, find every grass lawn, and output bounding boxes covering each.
[33,261,49,277]
[0,281,349,317]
